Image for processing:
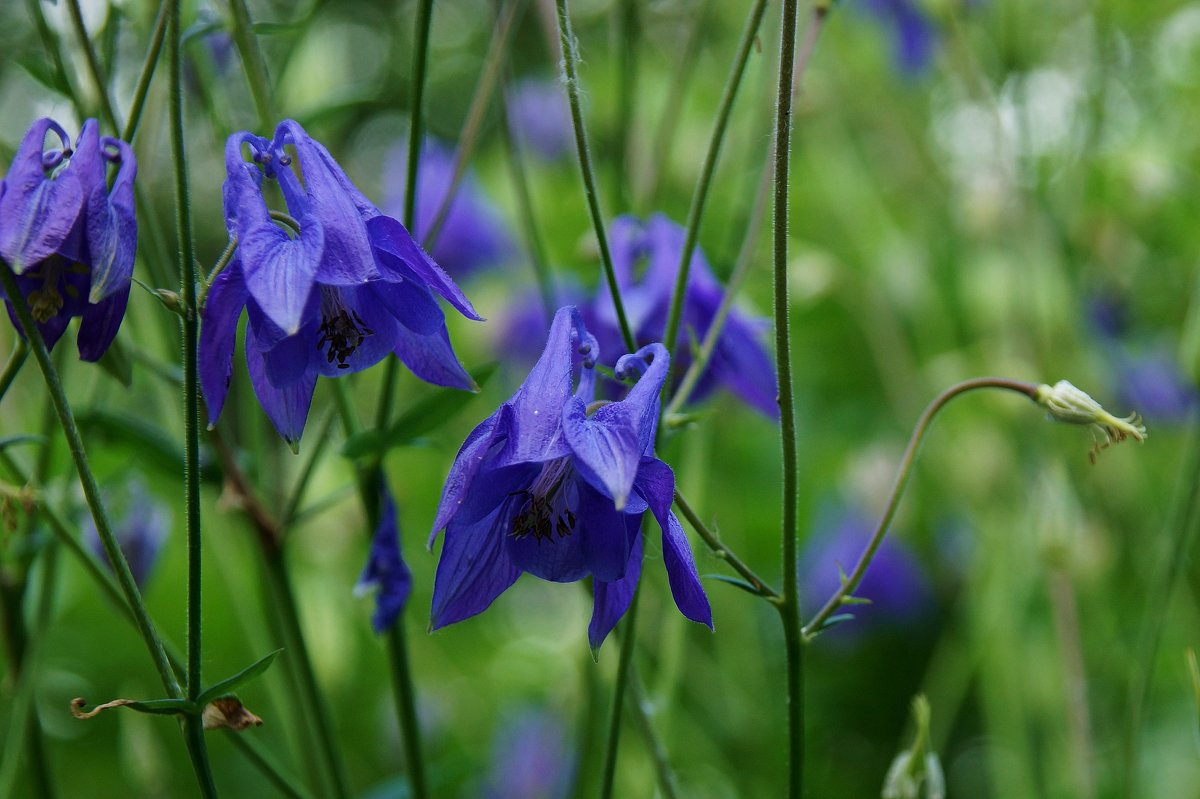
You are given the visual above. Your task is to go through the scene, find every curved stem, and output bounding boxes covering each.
[423,0,525,252]
[597,579,641,799]
[673,489,778,599]
[0,341,29,406]
[802,377,1039,637]
[555,0,635,352]
[122,0,171,143]
[661,0,770,356]
[65,0,120,131]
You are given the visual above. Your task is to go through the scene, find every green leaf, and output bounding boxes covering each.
[195,648,283,708]
[841,595,873,606]
[814,613,856,633]
[15,57,67,96]
[96,337,133,387]
[341,364,498,459]
[704,574,765,596]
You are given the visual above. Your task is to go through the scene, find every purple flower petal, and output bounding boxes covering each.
[368,214,483,321]
[357,486,413,633]
[245,322,316,450]
[86,138,138,303]
[431,504,523,630]
[199,261,248,426]
[77,282,130,362]
[588,535,643,653]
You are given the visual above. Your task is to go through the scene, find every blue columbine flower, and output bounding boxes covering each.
[83,478,170,588]
[429,306,712,651]
[356,486,414,633]
[507,78,574,162]
[0,117,137,361]
[589,214,778,417]
[384,138,514,279]
[200,120,482,449]
[863,0,937,76]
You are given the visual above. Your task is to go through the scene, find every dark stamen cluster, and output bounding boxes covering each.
[317,308,373,368]
[510,467,577,543]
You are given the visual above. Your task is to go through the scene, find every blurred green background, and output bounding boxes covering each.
[2,0,1199,796]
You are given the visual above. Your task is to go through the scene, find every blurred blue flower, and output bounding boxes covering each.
[507,78,574,162]
[801,508,931,636]
[590,214,778,417]
[201,120,481,449]
[356,486,413,633]
[385,138,514,279]
[83,479,170,588]
[0,117,137,361]
[429,306,711,651]
[863,0,937,76]
[1116,348,1197,423]
[482,710,574,799]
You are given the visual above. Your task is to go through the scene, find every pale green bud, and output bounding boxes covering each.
[1035,380,1146,462]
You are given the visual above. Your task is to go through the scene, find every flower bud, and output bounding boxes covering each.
[1035,380,1147,462]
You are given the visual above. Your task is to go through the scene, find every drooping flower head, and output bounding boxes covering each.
[0,117,137,361]
[384,138,514,279]
[430,306,712,651]
[356,485,413,633]
[589,214,778,418]
[201,120,482,449]
[83,478,170,588]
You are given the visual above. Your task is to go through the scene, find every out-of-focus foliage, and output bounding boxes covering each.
[1,0,1198,796]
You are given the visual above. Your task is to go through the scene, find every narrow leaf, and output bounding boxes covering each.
[71,696,198,720]
[704,573,764,596]
[195,648,283,708]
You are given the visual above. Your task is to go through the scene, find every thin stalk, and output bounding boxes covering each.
[333,381,428,799]
[122,0,171,143]
[612,0,637,211]
[168,0,218,789]
[770,3,817,796]
[224,733,314,799]
[279,410,337,528]
[661,0,771,356]
[24,0,78,107]
[0,265,179,697]
[802,377,1040,637]
[629,674,681,799]
[423,0,525,252]
[386,624,429,799]
[377,0,435,430]
[1048,569,1096,799]
[598,579,641,799]
[664,8,826,419]
[0,341,29,405]
[65,0,120,130]
[499,80,556,322]
[673,489,778,599]
[262,551,352,799]
[227,0,276,130]
[556,0,636,352]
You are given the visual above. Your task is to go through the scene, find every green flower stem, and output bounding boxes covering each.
[24,0,78,106]
[385,624,429,799]
[660,0,770,356]
[168,0,219,789]
[332,381,429,799]
[377,0,435,430]
[422,0,525,252]
[279,409,337,528]
[227,0,276,130]
[769,3,824,797]
[612,0,637,211]
[0,264,180,697]
[65,0,120,130]
[597,577,642,799]
[0,341,29,405]
[0,542,59,799]
[555,0,636,352]
[629,672,681,799]
[0,452,316,799]
[673,489,778,599]
[261,550,352,799]
[499,78,556,322]
[638,0,711,210]
[664,2,829,419]
[802,377,1040,637]
[122,0,171,143]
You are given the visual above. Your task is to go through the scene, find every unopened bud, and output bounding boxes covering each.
[1035,380,1146,462]
[883,696,944,799]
